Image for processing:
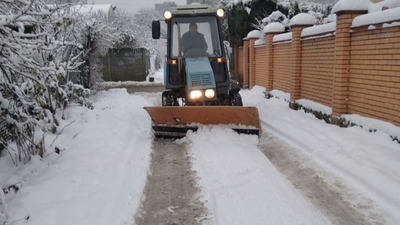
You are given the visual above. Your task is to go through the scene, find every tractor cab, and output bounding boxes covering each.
[152,5,231,106]
[169,17,223,59]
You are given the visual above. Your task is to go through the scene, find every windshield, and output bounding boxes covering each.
[170,16,222,58]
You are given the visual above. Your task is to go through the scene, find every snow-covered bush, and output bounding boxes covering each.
[0,0,91,164]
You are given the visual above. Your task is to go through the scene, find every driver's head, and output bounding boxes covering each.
[189,23,197,36]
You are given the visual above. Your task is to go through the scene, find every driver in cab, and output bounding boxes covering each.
[181,22,208,55]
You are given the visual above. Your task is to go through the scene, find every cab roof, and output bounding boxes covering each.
[170,4,217,15]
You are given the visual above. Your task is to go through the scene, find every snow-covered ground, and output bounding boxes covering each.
[1,69,399,225]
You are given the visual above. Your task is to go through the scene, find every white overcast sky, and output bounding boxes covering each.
[90,0,187,14]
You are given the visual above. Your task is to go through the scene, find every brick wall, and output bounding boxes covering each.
[349,26,400,125]
[254,45,267,88]
[301,36,335,107]
[234,10,400,127]
[272,43,292,94]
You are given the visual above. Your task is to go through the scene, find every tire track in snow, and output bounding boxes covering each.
[134,139,209,225]
[259,131,386,225]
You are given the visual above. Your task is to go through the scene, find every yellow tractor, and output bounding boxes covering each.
[144,4,261,138]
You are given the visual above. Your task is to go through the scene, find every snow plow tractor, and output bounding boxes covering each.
[144,4,261,138]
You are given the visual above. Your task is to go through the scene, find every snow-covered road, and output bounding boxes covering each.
[1,82,399,225]
[185,127,332,225]
[136,87,393,225]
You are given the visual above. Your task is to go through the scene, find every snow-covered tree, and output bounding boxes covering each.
[225,0,335,45]
[133,7,166,71]
[0,0,90,165]
[76,10,124,88]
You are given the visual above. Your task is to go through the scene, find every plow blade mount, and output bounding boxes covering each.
[144,106,261,138]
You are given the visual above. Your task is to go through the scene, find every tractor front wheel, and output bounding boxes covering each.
[162,91,176,106]
[230,92,243,106]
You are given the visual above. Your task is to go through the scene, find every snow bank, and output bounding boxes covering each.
[1,89,154,225]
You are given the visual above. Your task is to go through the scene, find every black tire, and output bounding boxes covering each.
[231,92,243,106]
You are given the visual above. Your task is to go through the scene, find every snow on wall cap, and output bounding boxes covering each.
[332,0,370,14]
[263,22,285,33]
[246,30,263,39]
[289,13,317,27]
[352,7,400,28]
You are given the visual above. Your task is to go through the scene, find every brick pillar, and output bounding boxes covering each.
[264,32,282,92]
[248,38,256,88]
[290,25,309,102]
[333,10,367,116]
[242,39,250,88]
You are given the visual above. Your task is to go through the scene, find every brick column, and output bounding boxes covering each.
[264,32,282,92]
[290,25,309,103]
[242,39,250,88]
[265,34,274,92]
[333,10,367,116]
[248,38,256,88]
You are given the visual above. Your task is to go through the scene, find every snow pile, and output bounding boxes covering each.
[263,22,286,33]
[332,0,370,13]
[0,89,153,225]
[289,13,317,26]
[244,30,263,40]
[296,98,332,115]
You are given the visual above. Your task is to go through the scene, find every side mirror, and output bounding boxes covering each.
[152,20,161,39]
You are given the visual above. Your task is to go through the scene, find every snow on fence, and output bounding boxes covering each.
[234,6,400,128]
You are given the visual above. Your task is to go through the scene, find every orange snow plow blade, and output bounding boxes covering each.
[143,106,261,138]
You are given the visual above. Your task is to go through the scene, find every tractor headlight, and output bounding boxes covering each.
[190,90,202,99]
[205,89,215,98]
[216,8,224,18]
[164,11,172,20]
